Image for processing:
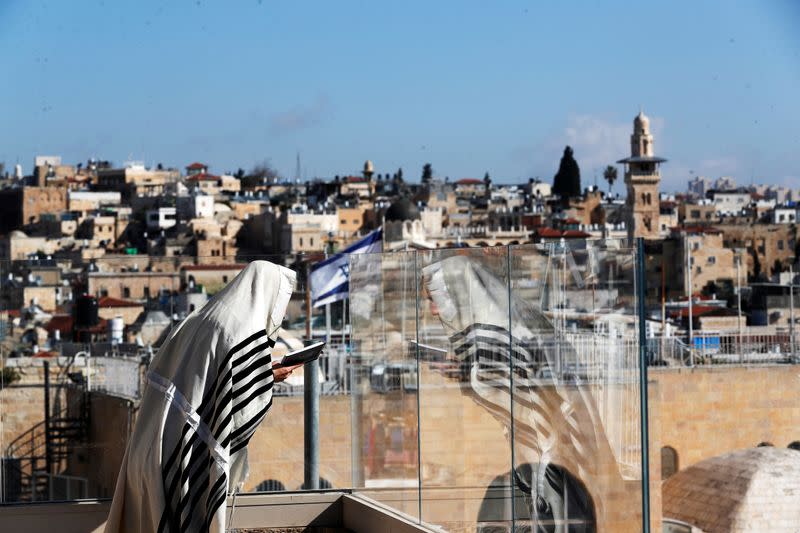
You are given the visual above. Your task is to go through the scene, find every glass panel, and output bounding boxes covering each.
[509,240,642,532]
[415,247,514,531]
[349,250,420,519]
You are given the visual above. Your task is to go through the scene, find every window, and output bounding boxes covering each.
[310,238,314,246]
[708,256,716,264]
[143,287,150,299]
[778,240,784,250]
[661,446,678,479]
[299,237,304,246]
[123,287,130,298]
[691,210,701,219]
[789,441,800,451]
[222,276,228,283]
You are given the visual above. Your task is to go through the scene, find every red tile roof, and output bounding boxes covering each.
[186,172,220,182]
[536,227,562,238]
[186,162,207,170]
[674,305,723,318]
[46,314,73,333]
[98,296,143,308]
[672,225,722,235]
[456,178,483,185]
[535,228,591,239]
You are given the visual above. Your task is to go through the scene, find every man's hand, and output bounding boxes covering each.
[272,361,303,383]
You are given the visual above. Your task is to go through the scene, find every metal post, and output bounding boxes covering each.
[349,355,364,488]
[636,238,651,533]
[790,266,795,360]
[413,251,422,522]
[506,245,517,529]
[686,235,694,366]
[43,360,52,477]
[737,253,743,363]
[304,261,320,490]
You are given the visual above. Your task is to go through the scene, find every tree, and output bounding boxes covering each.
[243,160,281,188]
[552,146,581,199]
[603,165,618,196]
[421,163,433,184]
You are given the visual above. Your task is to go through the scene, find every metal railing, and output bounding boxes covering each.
[648,332,796,367]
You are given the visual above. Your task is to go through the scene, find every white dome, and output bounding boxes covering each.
[634,110,650,132]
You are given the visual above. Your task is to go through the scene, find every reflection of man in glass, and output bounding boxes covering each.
[421,254,620,532]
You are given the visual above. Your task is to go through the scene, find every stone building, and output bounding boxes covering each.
[717,223,797,279]
[87,271,179,300]
[0,186,68,232]
[96,164,179,201]
[618,110,666,240]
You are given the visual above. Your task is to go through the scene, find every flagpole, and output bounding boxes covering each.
[304,259,320,490]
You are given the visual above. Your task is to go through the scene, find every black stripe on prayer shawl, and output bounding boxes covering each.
[230,396,273,449]
[157,330,275,533]
[204,474,229,532]
[448,323,599,509]
[175,339,274,530]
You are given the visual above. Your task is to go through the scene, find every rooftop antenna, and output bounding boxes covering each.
[295,152,302,183]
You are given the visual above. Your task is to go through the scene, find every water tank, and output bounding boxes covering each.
[75,294,99,328]
[109,316,124,344]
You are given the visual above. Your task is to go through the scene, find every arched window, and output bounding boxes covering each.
[788,441,800,451]
[254,479,286,492]
[661,446,678,479]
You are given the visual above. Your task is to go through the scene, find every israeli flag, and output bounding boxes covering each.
[310,228,382,308]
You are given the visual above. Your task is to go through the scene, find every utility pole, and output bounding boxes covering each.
[790,265,796,361]
[737,251,743,363]
[304,260,320,490]
[686,235,694,366]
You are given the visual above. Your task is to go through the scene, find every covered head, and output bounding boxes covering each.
[421,254,553,353]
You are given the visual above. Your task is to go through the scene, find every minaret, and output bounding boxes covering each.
[618,109,666,240]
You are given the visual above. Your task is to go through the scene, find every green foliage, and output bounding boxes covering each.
[553,146,581,199]
[0,366,21,389]
[421,163,433,184]
[603,165,618,194]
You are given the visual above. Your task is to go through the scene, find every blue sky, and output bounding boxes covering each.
[1,0,799,192]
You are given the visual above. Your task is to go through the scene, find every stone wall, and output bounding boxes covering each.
[651,365,800,470]
[5,361,800,532]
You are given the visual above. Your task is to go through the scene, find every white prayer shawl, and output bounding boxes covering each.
[422,255,617,524]
[105,261,296,533]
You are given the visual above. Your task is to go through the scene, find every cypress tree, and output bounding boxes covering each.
[553,146,581,199]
